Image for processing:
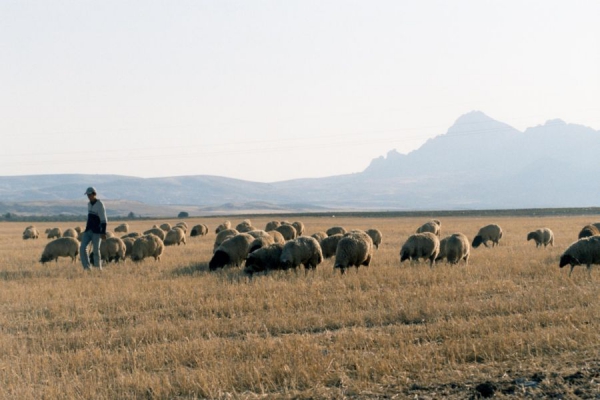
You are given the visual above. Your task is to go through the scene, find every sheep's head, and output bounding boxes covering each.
[400,250,411,263]
[209,250,230,271]
[244,254,264,275]
[526,232,536,241]
[471,235,483,248]
[39,254,52,264]
[559,254,579,268]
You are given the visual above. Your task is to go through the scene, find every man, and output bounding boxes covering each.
[80,186,108,270]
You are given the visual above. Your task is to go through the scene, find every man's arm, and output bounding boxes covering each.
[98,201,108,234]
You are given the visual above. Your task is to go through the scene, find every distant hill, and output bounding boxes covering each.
[1,111,598,215]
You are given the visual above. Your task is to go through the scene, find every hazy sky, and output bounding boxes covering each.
[1,1,598,182]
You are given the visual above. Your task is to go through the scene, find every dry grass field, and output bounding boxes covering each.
[1,215,599,399]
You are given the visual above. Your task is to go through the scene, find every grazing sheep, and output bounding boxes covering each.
[40,237,79,264]
[436,233,470,265]
[237,224,257,233]
[122,237,135,258]
[249,235,275,253]
[235,220,253,232]
[104,231,115,238]
[209,233,254,271]
[267,230,286,244]
[91,237,127,263]
[320,234,344,259]
[213,228,239,252]
[63,228,77,238]
[143,227,166,241]
[164,227,186,246]
[122,232,141,239]
[365,228,383,249]
[559,236,600,276]
[175,222,188,233]
[400,232,440,267]
[46,227,62,239]
[22,226,39,240]
[416,220,441,237]
[334,231,374,274]
[131,234,164,262]
[578,224,600,239]
[527,228,554,248]
[74,226,83,234]
[265,221,281,231]
[472,224,503,248]
[244,244,285,276]
[159,223,172,232]
[246,230,271,240]
[292,221,305,236]
[311,231,328,243]
[190,224,208,237]
[280,236,323,271]
[114,223,129,233]
[275,224,297,241]
[326,226,346,236]
[215,220,232,234]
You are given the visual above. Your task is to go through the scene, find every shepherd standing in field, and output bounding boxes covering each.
[80,187,108,270]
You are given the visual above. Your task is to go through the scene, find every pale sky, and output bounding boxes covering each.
[1,1,598,182]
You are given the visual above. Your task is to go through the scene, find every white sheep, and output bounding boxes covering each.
[578,224,600,239]
[320,234,344,259]
[164,227,186,246]
[62,228,77,238]
[326,226,346,236]
[213,228,239,252]
[400,232,440,268]
[190,224,208,237]
[527,228,554,248]
[249,235,275,253]
[265,221,281,231]
[209,233,254,270]
[334,231,374,274]
[267,230,286,245]
[114,223,129,233]
[560,236,600,276]
[215,220,232,234]
[159,223,172,232]
[90,237,127,263]
[122,237,135,259]
[22,226,39,240]
[365,228,383,249]
[416,220,441,237]
[46,227,62,239]
[122,232,141,239]
[280,236,323,271]
[436,233,470,265]
[40,237,79,264]
[275,224,297,241]
[143,227,166,241]
[472,224,503,248]
[311,231,328,243]
[175,222,188,233]
[131,234,164,262]
[292,221,305,236]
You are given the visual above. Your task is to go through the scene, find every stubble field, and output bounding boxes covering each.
[0,215,599,399]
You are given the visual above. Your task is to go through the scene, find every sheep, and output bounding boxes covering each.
[365,228,383,249]
[122,232,141,239]
[436,233,470,265]
[215,220,232,234]
[175,222,188,233]
[578,224,600,239]
[74,226,83,234]
[275,224,297,241]
[527,228,554,248]
[292,221,305,236]
[472,224,503,248]
[114,223,129,233]
[190,224,208,237]
[90,237,127,263]
[40,237,79,264]
[265,221,281,231]
[46,227,62,239]
[159,223,172,232]
[122,237,135,259]
[164,227,186,246]
[267,230,286,244]
[249,235,275,253]
[246,230,271,240]
[320,234,344,259]
[143,227,166,241]
[131,234,164,262]
[326,226,346,236]
[280,236,323,271]
[311,231,328,243]
[333,231,374,274]
[559,236,600,276]
[235,220,253,232]
[400,232,440,268]
[63,228,77,238]
[416,220,441,237]
[244,244,285,276]
[213,228,239,252]
[22,226,39,240]
[210,233,254,271]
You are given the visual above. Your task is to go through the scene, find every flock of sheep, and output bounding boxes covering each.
[20,218,600,277]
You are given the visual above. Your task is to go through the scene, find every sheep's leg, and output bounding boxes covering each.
[587,264,592,277]
[483,241,489,248]
[569,265,575,277]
